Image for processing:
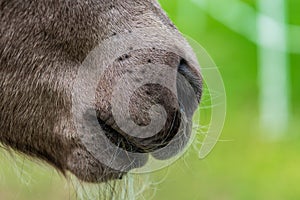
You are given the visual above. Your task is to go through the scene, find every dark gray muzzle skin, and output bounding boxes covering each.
[0,0,202,183]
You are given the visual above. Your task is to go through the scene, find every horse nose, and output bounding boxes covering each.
[99,58,202,154]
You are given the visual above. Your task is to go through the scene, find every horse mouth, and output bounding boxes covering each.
[97,109,182,154]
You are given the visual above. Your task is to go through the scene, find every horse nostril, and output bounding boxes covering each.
[177,59,202,118]
[177,59,202,101]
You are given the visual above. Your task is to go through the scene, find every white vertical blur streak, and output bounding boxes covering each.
[191,0,300,54]
[257,0,290,135]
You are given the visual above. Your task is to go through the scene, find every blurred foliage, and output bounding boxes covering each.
[0,0,299,199]
[160,0,300,116]
[154,0,300,199]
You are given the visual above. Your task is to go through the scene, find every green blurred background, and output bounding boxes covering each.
[0,0,299,199]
